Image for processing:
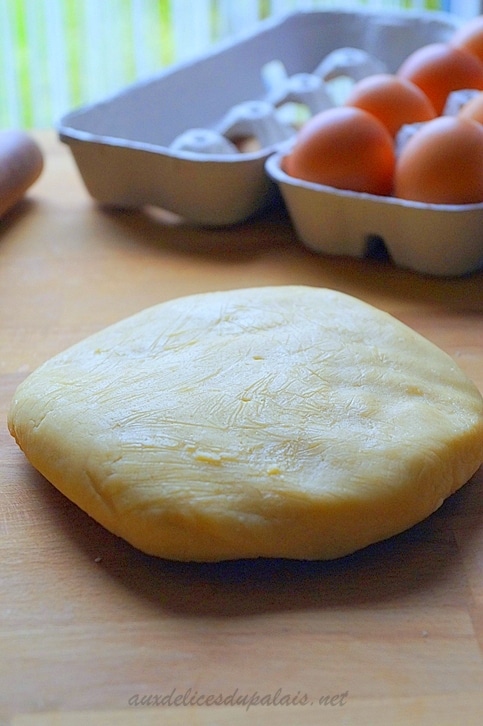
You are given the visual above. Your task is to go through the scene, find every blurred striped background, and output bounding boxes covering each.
[1,0,482,129]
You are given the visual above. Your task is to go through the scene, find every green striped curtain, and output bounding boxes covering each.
[0,0,480,129]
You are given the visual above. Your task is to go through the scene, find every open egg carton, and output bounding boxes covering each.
[59,8,483,276]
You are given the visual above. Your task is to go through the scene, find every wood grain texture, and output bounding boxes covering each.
[1,132,482,726]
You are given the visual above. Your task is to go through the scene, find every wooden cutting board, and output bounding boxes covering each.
[1,132,482,726]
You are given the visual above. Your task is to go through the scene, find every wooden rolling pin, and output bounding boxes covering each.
[0,130,44,218]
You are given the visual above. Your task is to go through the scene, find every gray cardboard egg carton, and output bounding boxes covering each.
[59,9,483,276]
[170,47,385,153]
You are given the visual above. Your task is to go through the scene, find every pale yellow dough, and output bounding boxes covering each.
[8,286,483,561]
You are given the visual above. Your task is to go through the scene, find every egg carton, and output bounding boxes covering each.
[266,150,483,277]
[168,48,387,153]
[57,7,483,276]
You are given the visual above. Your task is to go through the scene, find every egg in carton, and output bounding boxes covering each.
[266,85,483,278]
[266,146,483,277]
[57,8,483,276]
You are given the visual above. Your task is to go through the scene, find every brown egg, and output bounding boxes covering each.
[282,106,395,196]
[397,42,483,115]
[394,116,483,204]
[344,73,436,137]
[451,14,483,64]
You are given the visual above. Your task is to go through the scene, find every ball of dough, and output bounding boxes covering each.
[8,286,483,561]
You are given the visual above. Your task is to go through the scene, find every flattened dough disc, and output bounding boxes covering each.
[8,286,483,561]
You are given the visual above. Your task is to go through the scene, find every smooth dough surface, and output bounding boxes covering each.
[8,286,483,561]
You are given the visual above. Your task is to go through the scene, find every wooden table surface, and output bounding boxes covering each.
[1,131,482,726]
